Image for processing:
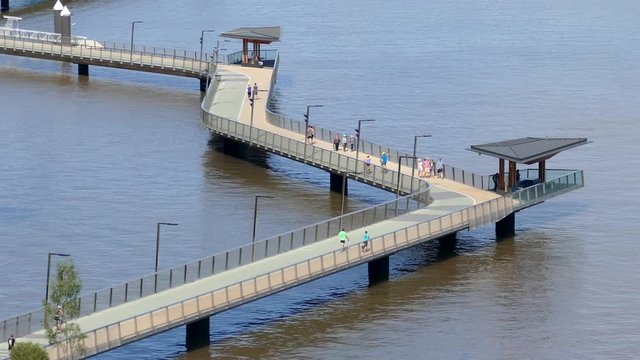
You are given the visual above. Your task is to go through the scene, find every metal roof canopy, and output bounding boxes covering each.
[468,137,589,165]
[220,26,281,43]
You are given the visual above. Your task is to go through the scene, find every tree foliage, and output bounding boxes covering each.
[9,341,49,360]
[42,260,85,357]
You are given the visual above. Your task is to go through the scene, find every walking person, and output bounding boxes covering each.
[338,228,350,250]
[424,157,431,178]
[247,84,252,99]
[416,158,423,177]
[306,126,314,144]
[333,134,341,151]
[349,135,355,151]
[361,230,370,252]
[364,155,372,174]
[7,334,15,350]
[430,158,436,177]
[437,158,444,179]
[252,83,259,98]
[341,134,348,151]
[380,152,388,169]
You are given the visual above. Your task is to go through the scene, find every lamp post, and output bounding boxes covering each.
[253,195,275,243]
[304,104,323,135]
[130,20,143,63]
[249,90,256,129]
[410,134,432,194]
[214,39,230,64]
[199,29,215,63]
[396,155,417,215]
[45,252,70,303]
[355,119,375,172]
[155,222,178,272]
[339,172,362,229]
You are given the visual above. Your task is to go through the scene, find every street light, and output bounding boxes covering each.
[304,104,323,135]
[355,119,375,172]
[45,252,70,303]
[199,29,215,63]
[130,20,143,63]
[396,155,417,198]
[155,222,178,272]
[410,134,432,194]
[253,195,275,243]
[214,39,230,64]
[339,171,362,229]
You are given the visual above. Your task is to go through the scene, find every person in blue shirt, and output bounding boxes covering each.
[380,152,388,169]
[361,230,370,252]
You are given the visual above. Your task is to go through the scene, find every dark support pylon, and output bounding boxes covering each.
[330,172,346,195]
[185,317,210,351]
[495,213,515,240]
[78,64,89,76]
[199,78,210,92]
[368,256,389,285]
[0,0,9,11]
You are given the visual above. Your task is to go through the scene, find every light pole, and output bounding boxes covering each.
[396,155,417,208]
[355,119,375,172]
[199,29,215,63]
[214,39,230,64]
[45,252,70,303]
[249,90,256,130]
[130,20,143,63]
[339,172,362,229]
[253,195,275,243]
[304,104,323,135]
[155,222,178,272]
[411,134,432,194]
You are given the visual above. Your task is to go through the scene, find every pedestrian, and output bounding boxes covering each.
[342,134,348,151]
[437,158,444,178]
[380,152,388,169]
[430,158,436,177]
[416,158,423,177]
[306,126,314,144]
[338,227,349,249]
[364,155,372,174]
[310,126,315,144]
[7,334,15,350]
[349,135,355,151]
[247,84,252,98]
[252,83,259,98]
[333,134,341,151]
[424,158,431,178]
[361,230,370,252]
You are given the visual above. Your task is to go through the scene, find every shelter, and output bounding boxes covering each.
[220,26,280,67]
[469,137,589,192]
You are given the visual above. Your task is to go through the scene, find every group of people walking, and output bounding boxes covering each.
[338,228,370,252]
[333,133,357,152]
[416,157,444,179]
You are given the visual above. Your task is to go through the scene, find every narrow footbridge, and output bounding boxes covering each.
[0,30,585,360]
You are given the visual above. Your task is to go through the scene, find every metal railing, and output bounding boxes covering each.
[0,32,210,76]
[226,49,278,65]
[0,27,87,44]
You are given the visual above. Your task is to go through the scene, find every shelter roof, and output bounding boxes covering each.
[220,27,281,43]
[468,137,589,164]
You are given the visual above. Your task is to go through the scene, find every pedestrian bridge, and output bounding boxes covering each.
[0,32,585,360]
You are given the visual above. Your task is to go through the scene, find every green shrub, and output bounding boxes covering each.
[9,341,49,360]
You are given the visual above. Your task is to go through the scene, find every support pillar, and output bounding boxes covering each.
[538,160,546,182]
[78,63,89,76]
[53,0,63,33]
[185,317,210,351]
[199,77,211,92]
[508,161,517,189]
[0,0,9,11]
[60,7,71,45]
[498,158,506,191]
[368,256,389,285]
[496,213,515,240]
[330,172,346,195]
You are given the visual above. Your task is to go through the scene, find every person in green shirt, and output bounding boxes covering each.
[338,228,349,249]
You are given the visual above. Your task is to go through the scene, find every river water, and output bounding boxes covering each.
[1,0,638,358]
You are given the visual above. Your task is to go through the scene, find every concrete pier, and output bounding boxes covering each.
[330,172,347,195]
[78,64,89,76]
[496,213,515,239]
[185,317,210,350]
[368,256,390,285]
